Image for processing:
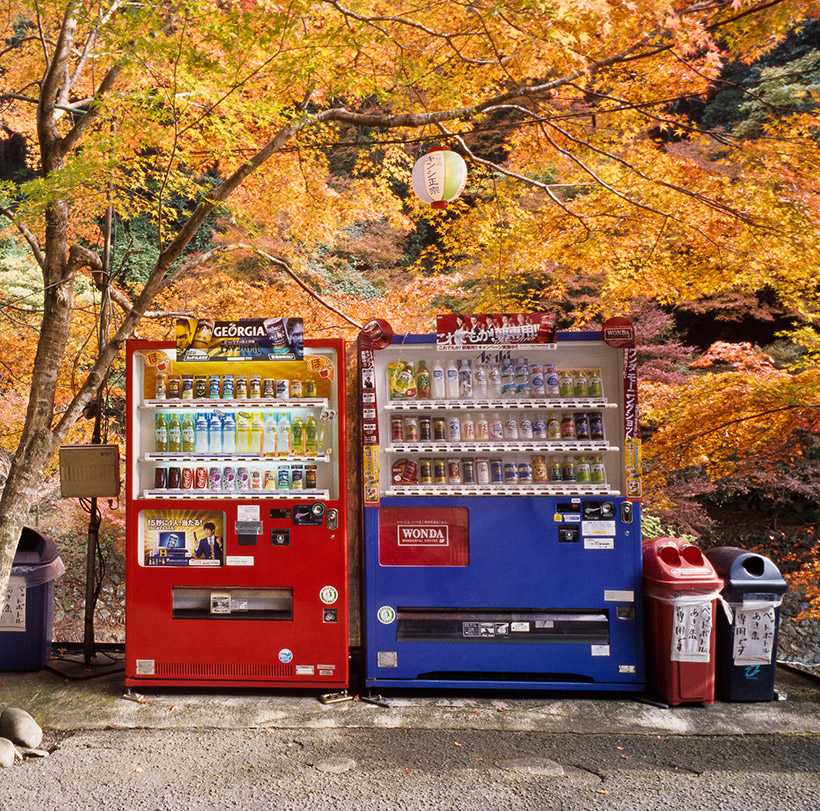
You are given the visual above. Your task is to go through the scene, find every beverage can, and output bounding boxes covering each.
[476,457,490,484]
[448,417,461,442]
[419,415,432,441]
[519,416,534,439]
[461,415,475,440]
[589,412,605,440]
[168,376,181,399]
[305,465,318,489]
[503,417,519,440]
[548,457,562,482]
[547,414,562,439]
[574,412,590,440]
[195,375,208,399]
[531,455,547,482]
[562,459,576,481]
[587,370,603,398]
[433,458,447,484]
[237,466,250,490]
[404,416,419,441]
[590,454,606,483]
[558,371,574,398]
[560,413,576,439]
[181,375,194,399]
[433,418,447,441]
[275,379,290,399]
[503,461,519,483]
[490,458,504,483]
[573,371,589,398]
[208,466,222,490]
[291,378,304,398]
[391,416,404,442]
[518,461,533,483]
[533,416,547,440]
[249,375,262,398]
[291,465,304,489]
[222,466,236,490]
[530,363,545,397]
[462,457,476,484]
[181,466,194,490]
[208,374,221,399]
[304,379,317,398]
[155,373,167,400]
[235,376,248,399]
[447,458,461,485]
[576,455,591,482]
[222,374,234,399]
[419,458,433,484]
[191,318,214,349]
[489,415,504,441]
[264,468,278,489]
[154,466,168,489]
[476,415,490,441]
[194,466,209,489]
[250,467,263,490]
[545,364,560,396]
[262,378,275,398]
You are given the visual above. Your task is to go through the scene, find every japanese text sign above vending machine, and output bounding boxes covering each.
[436,313,557,350]
[177,317,304,362]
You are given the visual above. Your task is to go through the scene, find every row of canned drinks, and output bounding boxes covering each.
[392,454,607,486]
[155,372,318,401]
[153,463,319,491]
[391,412,605,443]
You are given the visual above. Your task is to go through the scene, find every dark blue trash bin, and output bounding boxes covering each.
[704,547,787,702]
[0,527,65,671]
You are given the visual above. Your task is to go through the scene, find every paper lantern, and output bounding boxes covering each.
[411,147,467,208]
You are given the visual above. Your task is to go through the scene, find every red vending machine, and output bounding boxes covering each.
[125,319,348,689]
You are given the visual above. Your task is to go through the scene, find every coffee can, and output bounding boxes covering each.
[277,466,290,490]
[475,457,490,485]
[181,375,194,399]
[275,379,290,399]
[419,458,433,484]
[155,373,167,400]
[462,457,476,484]
[235,376,248,399]
[490,458,504,484]
[419,415,432,441]
[447,457,461,485]
[518,461,533,484]
[195,375,208,399]
[208,374,221,399]
[433,457,447,484]
[291,378,304,398]
[168,376,181,399]
[305,465,317,489]
[263,378,277,398]
[291,465,304,489]
[222,374,235,399]
[249,375,262,398]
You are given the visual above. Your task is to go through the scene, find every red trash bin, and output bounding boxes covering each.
[642,538,724,705]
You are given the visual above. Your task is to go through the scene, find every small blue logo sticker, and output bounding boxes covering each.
[278,648,294,664]
[744,665,761,680]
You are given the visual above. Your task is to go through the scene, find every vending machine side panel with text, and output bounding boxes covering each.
[361,321,644,691]
[125,334,348,688]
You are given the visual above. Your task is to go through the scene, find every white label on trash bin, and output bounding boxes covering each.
[733,605,777,665]
[671,601,713,662]
[0,576,26,632]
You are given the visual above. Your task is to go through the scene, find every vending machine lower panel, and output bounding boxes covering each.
[364,496,644,691]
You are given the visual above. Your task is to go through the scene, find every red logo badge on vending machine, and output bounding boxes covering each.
[379,507,469,566]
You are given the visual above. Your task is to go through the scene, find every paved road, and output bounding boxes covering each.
[3,726,819,810]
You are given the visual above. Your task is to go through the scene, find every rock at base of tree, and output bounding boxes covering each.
[0,708,43,749]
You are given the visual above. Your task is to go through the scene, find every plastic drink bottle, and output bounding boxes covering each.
[432,361,446,398]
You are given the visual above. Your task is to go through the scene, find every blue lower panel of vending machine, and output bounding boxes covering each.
[364,496,645,691]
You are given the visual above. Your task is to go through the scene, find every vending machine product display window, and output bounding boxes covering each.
[360,320,644,691]
[125,334,348,688]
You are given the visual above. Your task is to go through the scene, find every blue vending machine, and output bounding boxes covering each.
[360,314,644,691]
